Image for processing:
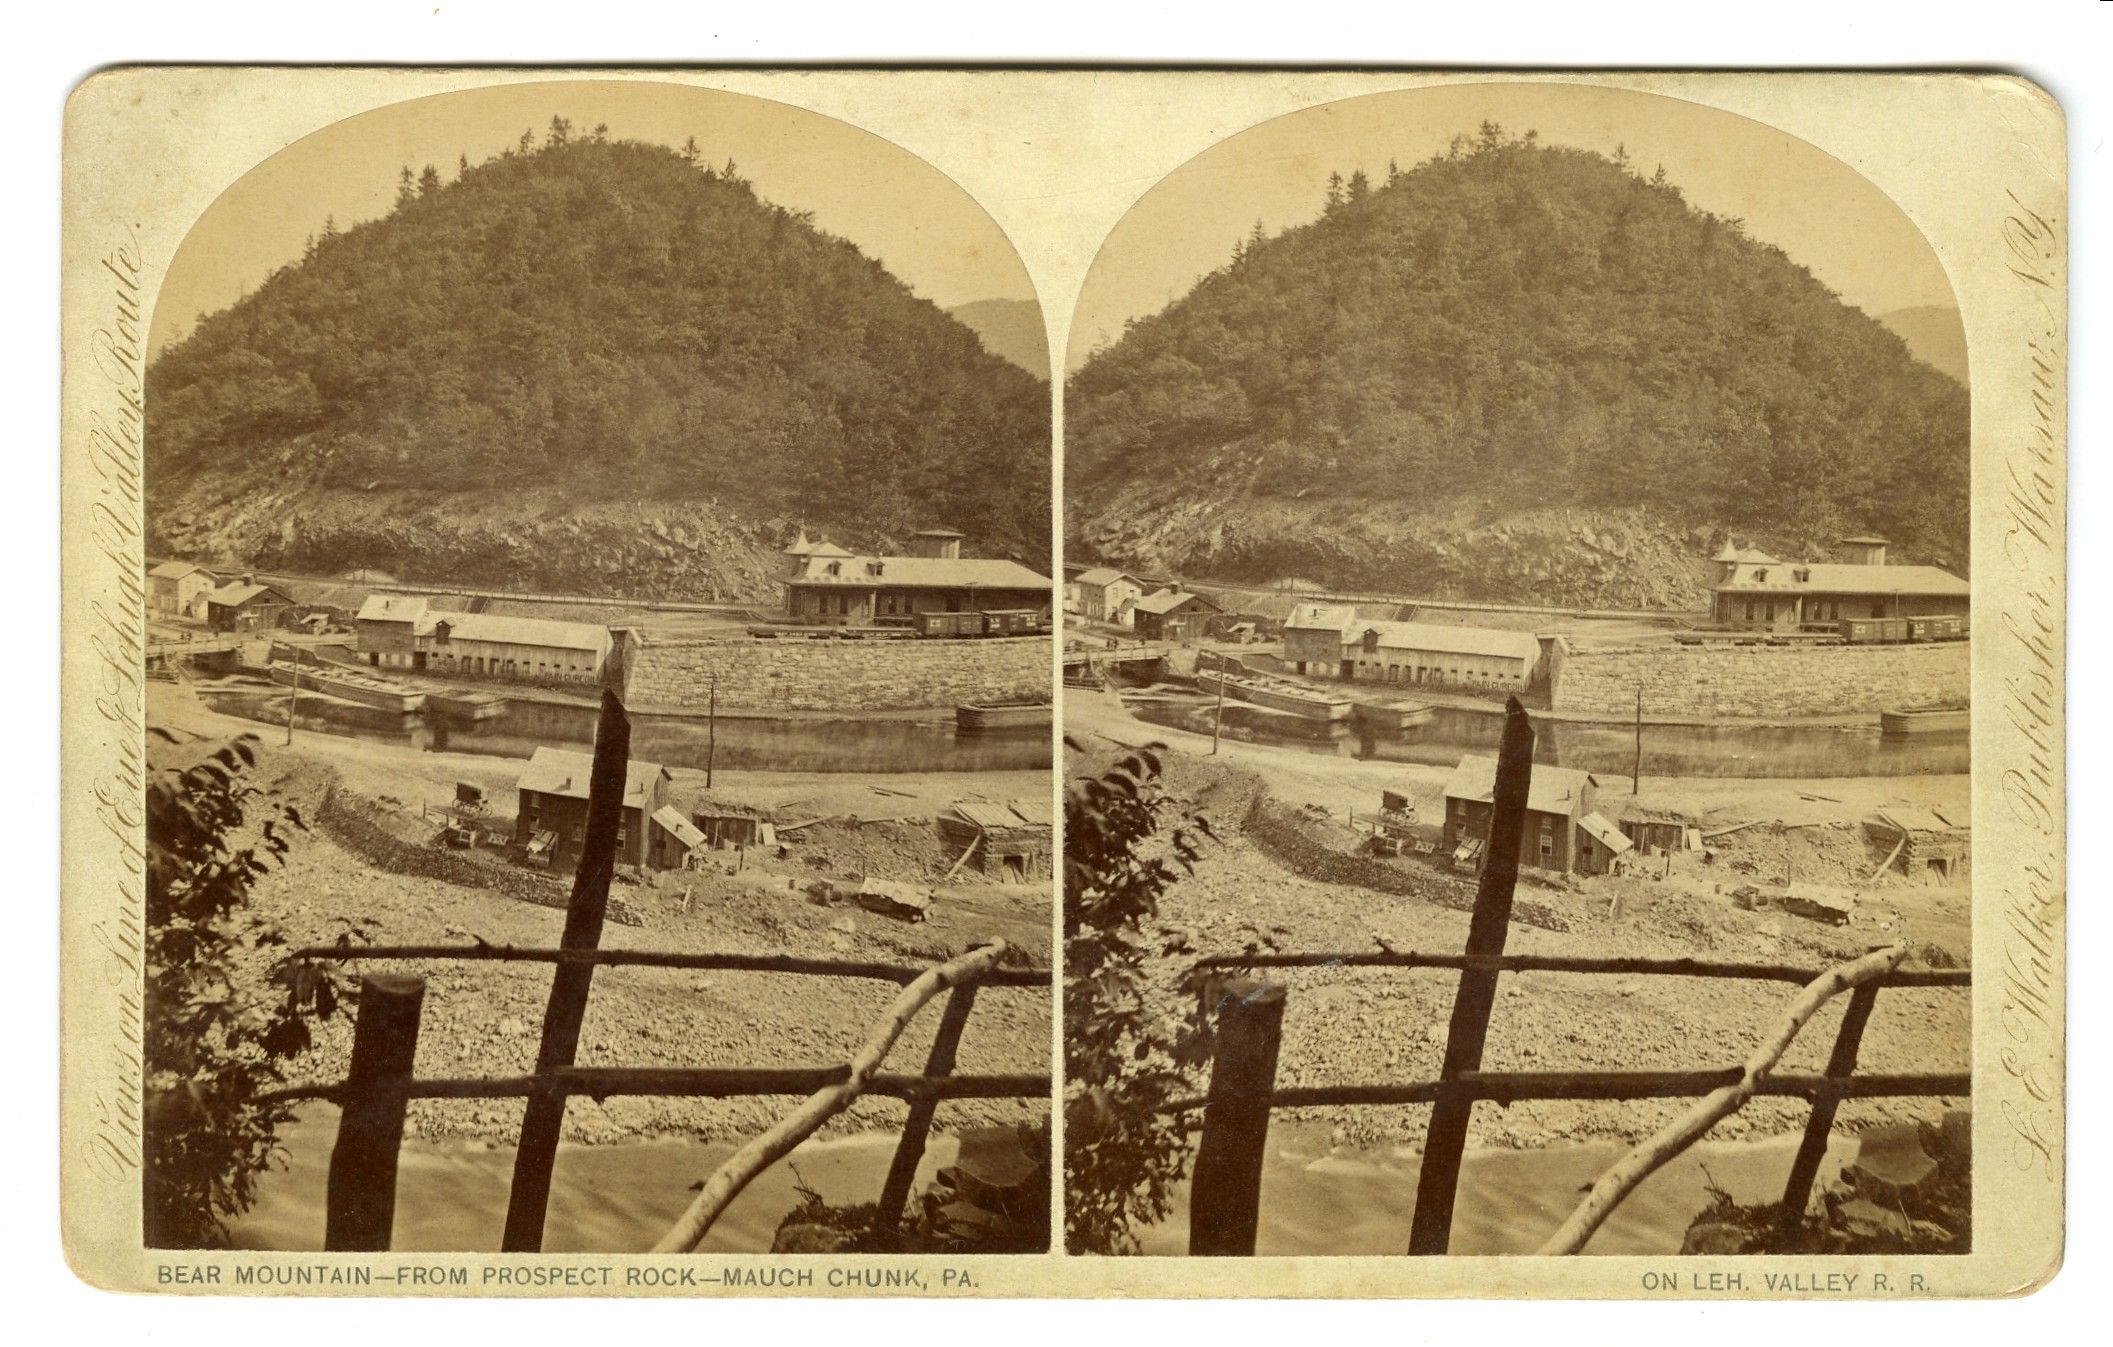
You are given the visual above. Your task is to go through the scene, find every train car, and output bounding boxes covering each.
[1906,614,1969,643]
[978,608,1041,637]
[1839,617,1912,645]
[913,611,979,639]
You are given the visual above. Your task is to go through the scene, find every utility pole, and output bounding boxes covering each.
[1210,667,1227,755]
[706,673,717,791]
[1632,685,1642,795]
[285,648,298,746]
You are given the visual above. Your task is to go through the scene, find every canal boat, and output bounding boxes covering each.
[1879,706,1969,736]
[1194,664,1352,723]
[427,689,509,722]
[1350,698,1435,732]
[271,662,427,714]
[955,701,1053,734]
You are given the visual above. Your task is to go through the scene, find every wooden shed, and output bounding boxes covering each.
[938,798,1053,882]
[1867,806,1971,882]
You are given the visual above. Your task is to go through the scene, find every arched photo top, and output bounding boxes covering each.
[1067,81,1961,382]
[144,79,1053,592]
[1063,81,1970,601]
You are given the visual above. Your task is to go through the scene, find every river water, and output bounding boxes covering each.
[1125,694,1966,779]
[229,1113,1842,1257]
[1135,1121,1850,1256]
[229,1111,967,1254]
[201,685,1051,774]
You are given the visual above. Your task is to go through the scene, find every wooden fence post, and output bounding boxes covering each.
[1188,978,1286,1256]
[502,690,630,1252]
[1408,697,1535,1256]
[1774,981,1882,1241]
[325,974,427,1252]
[876,981,981,1228]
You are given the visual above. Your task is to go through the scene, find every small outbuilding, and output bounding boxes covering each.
[1131,587,1223,642]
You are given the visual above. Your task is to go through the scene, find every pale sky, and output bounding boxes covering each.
[149,79,1039,358]
[1069,82,1963,371]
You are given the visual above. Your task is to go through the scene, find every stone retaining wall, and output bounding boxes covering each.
[621,635,1050,712]
[1549,640,1969,719]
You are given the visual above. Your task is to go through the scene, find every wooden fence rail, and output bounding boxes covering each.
[1177,697,1971,1257]
[272,690,1050,1254]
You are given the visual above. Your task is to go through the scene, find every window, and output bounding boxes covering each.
[1744,601,1755,622]
[1538,823,1554,860]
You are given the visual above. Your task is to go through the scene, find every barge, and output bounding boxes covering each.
[1194,658,1351,723]
[271,662,426,714]
[956,702,1053,734]
[1880,706,1969,736]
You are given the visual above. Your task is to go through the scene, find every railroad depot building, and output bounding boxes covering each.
[1072,567,1145,627]
[1282,603,1542,691]
[514,746,675,870]
[354,594,432,669]
[781,528,1052,627]
[148,560,218,619]
[1130,587,1222,642]
[1441,755,1631,877]
[1709,536,1970,631]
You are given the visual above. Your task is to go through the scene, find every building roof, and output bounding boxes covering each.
[356,594,430,624]
[206,582,289,608]
[149,560,209,580]
[948,799,1054,832]
[1074,567,1139,588]
[1134,588,1222,616]
[1713,561,1968,597]
[650,805,706,850]
[1442,755,1599,817]
[428,612,609,652]
[1873,804,1966,834]
[516,746,669,807]
[787,553,1051,590]
[1352,620,1541,663]
[1578,812,1635,855]
[1286,602,1358,633]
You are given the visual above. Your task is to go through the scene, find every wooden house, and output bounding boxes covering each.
[1072,567,1145,627]
[1131,587,1222,642]
[148,561,217,619]
[513,746,673,870]
[646,806,707,870]
[1440,755,1630,876]
[203,580,294,633]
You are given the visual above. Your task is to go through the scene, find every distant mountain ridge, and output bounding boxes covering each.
[949,298,1051,376]
[146,132,1051,600]
[1066,128,1969,607]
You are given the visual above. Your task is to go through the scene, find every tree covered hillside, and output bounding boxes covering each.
[147,123,1050,595]
[1066,127,1967,602]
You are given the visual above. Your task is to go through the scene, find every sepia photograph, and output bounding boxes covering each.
[1063,83,1981,1258]
[130,79,1055,1258]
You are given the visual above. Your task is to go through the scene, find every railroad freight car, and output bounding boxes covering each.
[1838,617,1912,645]
[1906,614,1970,643]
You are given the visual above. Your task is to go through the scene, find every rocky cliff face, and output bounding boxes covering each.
[1073,497,1801,611]
[148,485,787,602]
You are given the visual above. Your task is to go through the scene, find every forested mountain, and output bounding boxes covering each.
[1066,127,1969,607]
[146,124,1051,599]
[949,299,1051,376]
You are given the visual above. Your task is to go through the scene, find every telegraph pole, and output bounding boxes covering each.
[1210,668,1227,755]
[706,673,717,790]
[1632,685,1642,794]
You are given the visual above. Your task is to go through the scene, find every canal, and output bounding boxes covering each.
[200,682,1051,775]
[1123,692,1966,779]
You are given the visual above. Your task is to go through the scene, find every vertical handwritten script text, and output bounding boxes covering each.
[1993,189,2062,1184]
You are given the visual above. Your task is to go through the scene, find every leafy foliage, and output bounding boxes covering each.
[147,129,1051,564]
[1062,740,1219,1255]
[143,733,348,1247]
[1068,126,1968,577]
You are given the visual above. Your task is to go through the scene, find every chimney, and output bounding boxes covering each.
[1839,536,1889,567]
[909,528,964,559]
